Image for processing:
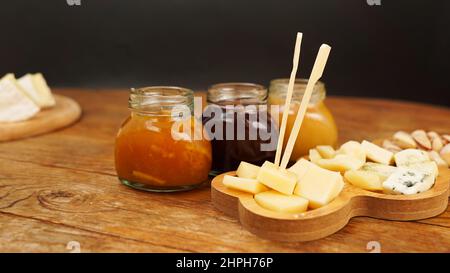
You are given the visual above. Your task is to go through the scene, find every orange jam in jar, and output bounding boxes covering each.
[115,86,212,192]
[268,79,338,161]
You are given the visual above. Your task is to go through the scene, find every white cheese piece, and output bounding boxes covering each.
[394,149,430,167]
[382,168,435,195]
[236,161,260,179]
[18,73,55,108]
[0,74,40,122]
[361,140,394,165]
[360,162,398,181]
[294,164,344,209]
[316,145,336,159]
[254,190,309,213]
[256,161,297,195]
[223,175,268,194]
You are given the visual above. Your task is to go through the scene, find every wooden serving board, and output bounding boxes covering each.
[0,95,81,142]
[211,167,450,242]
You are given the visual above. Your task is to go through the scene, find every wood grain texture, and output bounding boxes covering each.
[0,88,449,252]
[0,95,81,142]
[211,169,450,242]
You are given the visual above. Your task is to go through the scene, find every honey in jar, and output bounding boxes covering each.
[268,79,338,161]
[115,86,212,192]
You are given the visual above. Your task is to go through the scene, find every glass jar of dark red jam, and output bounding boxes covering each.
[203,83,278,176]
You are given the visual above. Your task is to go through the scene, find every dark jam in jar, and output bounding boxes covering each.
[203,83,278,175]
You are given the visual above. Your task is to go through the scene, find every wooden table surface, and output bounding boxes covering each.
[1,88,449,253]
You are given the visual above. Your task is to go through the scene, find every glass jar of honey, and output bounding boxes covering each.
[268,79,338,161]
[203,83,278,175]
[115,86,212,192]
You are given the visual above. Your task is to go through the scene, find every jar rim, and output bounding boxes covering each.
[209,82,266,91]
[129,86,194,116]
[269,78,325,89]
[269,78,326,103]
[207,82,267,105]
[131,86,194,97]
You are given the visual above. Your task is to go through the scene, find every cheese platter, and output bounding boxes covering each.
[209,32,450,242]
[211,160,450,242]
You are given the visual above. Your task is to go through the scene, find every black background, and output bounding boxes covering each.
[1,0,449,106]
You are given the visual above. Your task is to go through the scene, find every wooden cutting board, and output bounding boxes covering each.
[0,94,81,142]
[211,167,450,242]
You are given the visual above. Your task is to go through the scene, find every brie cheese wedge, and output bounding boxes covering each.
[0,74,40,122]
[18,73,55,108]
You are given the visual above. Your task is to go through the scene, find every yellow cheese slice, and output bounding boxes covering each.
[236,161,260,179]
[289,158,316,181]
[309,148,322,163]
[223,175,268,194]
[256,161,297,195]
[361,140,394,165]
[316,154,364,172]
[344,170,383,191]
[294,165,344,209]
[254,190,309,213]
[316,145,336,159]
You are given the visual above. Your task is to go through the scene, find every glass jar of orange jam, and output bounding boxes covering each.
[115,86,212,192]
[268,79,338,161]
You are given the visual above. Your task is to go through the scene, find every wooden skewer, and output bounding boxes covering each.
[279,44,331,169]
[274,32,303,167]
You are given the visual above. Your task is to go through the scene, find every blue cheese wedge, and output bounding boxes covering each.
[382,168,435,195]
[0,74,40,122]
[406,161,438,179]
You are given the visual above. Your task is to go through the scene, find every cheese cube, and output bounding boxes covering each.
[294,165,344,208]
[289,158,316,181]
[223,175,268,194]
[344,170,383,191]
[382,168,435,195]
[256,161,298,195]
[254,191,309,213]
[316,145,336,159]
[236,161,260,179]
[309,148,322,163]
[316,154,364,172]
[361,140,394,165]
